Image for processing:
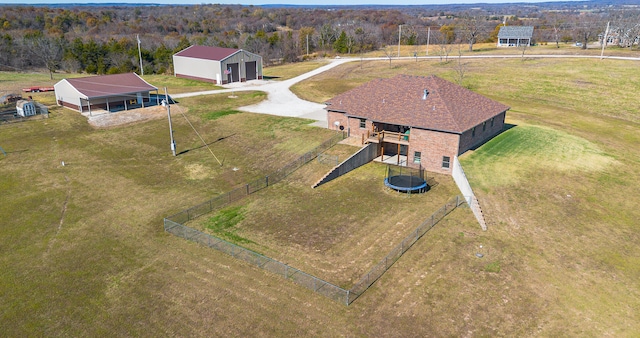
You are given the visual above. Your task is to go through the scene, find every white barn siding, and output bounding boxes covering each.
[54,80,84,110]
[173,47,263,84]
[173,56,221,83]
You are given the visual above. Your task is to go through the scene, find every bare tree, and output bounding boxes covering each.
[432,30,453,62]
[382,45,395,66]
[319,23,337,53]
[453,45,468,86]
[23,35,64,79]
[458,12,486,52]
[573,13,602,50]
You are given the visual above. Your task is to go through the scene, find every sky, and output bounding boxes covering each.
[0,0,581,5]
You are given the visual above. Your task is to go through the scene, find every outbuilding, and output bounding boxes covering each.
[325,75,509,175]
[16,100,36,117]
[54,73,158,115]
[173,45,263,84]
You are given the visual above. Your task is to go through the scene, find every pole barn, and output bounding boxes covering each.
[173,45,263,85]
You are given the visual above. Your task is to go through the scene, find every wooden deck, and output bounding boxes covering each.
[364,131,410,145]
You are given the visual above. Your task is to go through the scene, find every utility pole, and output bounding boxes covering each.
[163,87,176,156]
[306,34,309,56]
[137,34,143,76]
[600,21,610,60]
[397,25,402,57]
[426,26,431,56]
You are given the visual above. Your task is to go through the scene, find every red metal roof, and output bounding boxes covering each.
[174,45,239,61]
[325,75,510,133]
[65,73,157,99]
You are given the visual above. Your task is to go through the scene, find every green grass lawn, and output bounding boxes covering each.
[291,56,640,335]
[262,60,329,80]
[2,54,640,336]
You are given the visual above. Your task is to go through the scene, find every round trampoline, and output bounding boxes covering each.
[384,175,429,193]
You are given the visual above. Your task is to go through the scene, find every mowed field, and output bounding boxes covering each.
[2,53,640,336]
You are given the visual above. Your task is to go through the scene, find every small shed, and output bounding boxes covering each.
[173,45,263,84]
[16,100,36,117]
[497,26,534,47]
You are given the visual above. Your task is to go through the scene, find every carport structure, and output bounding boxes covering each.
[173,45,263,84]
[54,73,158,115]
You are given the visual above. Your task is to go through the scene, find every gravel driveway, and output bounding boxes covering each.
[173,58,354,128]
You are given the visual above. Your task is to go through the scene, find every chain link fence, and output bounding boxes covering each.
[347,195,465,303]
[165,194,464,305]
[163,131,467,305]
[165,131,346,225]
[164,218,351,304]
[317,153,339,166]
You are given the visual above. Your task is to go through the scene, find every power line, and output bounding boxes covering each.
[172,102,223,166]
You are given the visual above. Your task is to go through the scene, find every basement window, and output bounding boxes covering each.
[414,151,421,164]
[359,118,366,129]
[442,156,451,169]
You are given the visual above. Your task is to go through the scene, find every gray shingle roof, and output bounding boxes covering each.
[498,26,534,39]
[325,75,509,134]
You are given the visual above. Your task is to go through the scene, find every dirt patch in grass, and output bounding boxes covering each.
[87,105,168,128]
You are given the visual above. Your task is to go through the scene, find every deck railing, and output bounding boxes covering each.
[365,130,410,144]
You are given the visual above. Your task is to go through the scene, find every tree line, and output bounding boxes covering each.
[0,3,638,78]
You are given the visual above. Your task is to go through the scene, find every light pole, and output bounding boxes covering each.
[163,87,176,156]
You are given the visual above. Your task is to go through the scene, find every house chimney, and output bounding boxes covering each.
[422,89,429,100]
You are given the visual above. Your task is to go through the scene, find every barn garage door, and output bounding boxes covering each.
[226,63,240,83]
[245,61,257,80]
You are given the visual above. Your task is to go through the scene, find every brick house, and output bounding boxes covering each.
[325,74,509,175]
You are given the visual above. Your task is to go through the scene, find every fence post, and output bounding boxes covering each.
[266,175,269,187]
[246,184,250,195]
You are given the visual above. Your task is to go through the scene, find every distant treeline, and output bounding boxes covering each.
[0,3,637,76]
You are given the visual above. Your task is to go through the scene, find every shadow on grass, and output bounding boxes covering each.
[178,133,236,155]
[262,76,281,80]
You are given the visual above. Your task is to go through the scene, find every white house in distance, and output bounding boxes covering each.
[54,73,158,115]
[497,26,534,47]
[173,45,263,84]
